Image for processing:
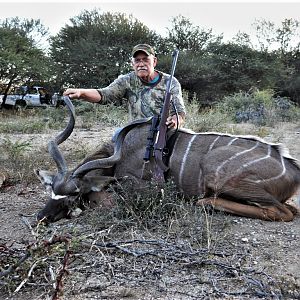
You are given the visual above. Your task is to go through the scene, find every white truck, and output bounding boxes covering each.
[0,86,57,108]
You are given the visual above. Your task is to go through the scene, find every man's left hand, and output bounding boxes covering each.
[166,115,184,129]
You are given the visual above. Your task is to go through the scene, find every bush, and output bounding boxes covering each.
[184,93,231,132]
[72,100,128,128]
[108,179,186,227]
[217,89,300,126]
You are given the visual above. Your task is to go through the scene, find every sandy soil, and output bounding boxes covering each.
[0,122,300,300]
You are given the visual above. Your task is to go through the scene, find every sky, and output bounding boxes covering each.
[1,0,300,42]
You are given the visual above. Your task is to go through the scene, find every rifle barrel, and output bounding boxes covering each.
[166,49,179,93]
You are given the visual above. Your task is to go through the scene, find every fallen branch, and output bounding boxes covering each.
[1,234,72,300]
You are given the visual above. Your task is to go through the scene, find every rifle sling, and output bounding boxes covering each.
[162,129,180,179]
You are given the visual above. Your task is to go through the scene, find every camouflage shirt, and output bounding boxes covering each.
[98,71,186,120]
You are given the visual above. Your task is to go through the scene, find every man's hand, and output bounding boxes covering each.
[166,114,184,129]
[63,88,101,103]
[63,88,82,99]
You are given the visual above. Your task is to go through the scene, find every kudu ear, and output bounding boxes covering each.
[35,169,55,192]
[82,175,116,193]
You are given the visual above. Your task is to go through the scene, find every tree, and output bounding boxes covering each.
[232,31,253,48]
[165,15,222,53]
[0,18,51,107]
[0,17,49,50]
[50,9,159,89]
[252,18,300,104]
[160,16,293,106]
[276,19,300,57]
[157,15,225,104]
[167,42,285,106]
[205,42,284,94]
[252,19,277,52]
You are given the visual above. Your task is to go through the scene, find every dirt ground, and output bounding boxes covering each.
[0,121,300,300]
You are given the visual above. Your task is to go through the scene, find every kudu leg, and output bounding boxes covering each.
[195,197,295,222]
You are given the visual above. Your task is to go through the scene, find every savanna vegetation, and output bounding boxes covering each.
[0,10,300,108]
[1,9,300,300]
[1,95,300,300]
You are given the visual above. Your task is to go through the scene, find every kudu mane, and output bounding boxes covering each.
[180,128,299,166]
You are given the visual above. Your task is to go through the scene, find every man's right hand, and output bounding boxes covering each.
[63,88,82,99]
[63,88,102,103]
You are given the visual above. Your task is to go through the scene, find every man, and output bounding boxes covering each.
[64,44,186,128]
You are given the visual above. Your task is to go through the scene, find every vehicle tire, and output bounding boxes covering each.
[15,100,27,108]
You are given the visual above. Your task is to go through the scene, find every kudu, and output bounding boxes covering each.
[36,97,300,222]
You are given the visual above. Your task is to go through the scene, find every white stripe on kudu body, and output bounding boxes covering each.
[232,144,271,182]
[255,153,286,183]
[242,144,271,169]
[173,132,292,193]
[215,142,260,180]
[226,142,286,183]
[179,135,197,188]
[208,136,220,151]
[227,137,238,145]
[197,166,204,196]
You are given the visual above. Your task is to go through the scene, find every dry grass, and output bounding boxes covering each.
[1,193,289,300]
[1,98,300,299]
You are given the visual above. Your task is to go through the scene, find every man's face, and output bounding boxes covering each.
[132,52,157,81]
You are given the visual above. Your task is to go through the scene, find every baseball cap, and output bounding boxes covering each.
[132,44,156,57]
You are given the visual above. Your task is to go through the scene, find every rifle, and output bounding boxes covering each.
[143,115,160,161]
[153,49,179,182]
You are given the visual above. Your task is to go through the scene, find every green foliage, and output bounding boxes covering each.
[275,47,300,106]
[0,137,39,183]
[0,110,49,133]
[165,15,222,52]
[162,17,300,107]
[217,89,300,126]
[110,179,187,228]
[1,138,32,160]
[1,12,299,111]
[0,18,52,105]
[252,18,300,54]
[207,43,284,100]
[159,40,286,107]
[0,17,48,47]
[72,100,128,128]
[251,18,300,105]
[50,9,159,88]
[184,95,231,132]
[280,72,300,106]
